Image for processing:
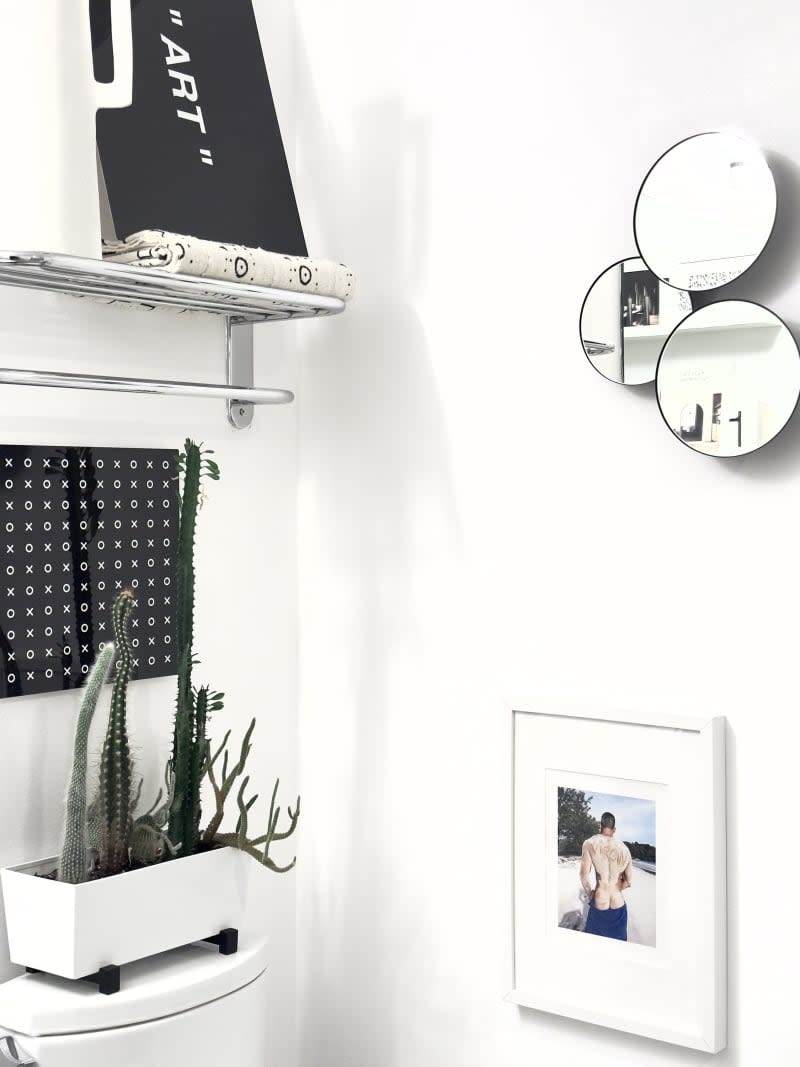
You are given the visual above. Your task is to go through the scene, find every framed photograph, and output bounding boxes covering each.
[508,704,726,1053]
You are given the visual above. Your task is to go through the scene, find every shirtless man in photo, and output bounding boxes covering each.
[579,811,633,940]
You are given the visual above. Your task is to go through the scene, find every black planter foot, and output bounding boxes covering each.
[81,964,121,996]
[24,930,240,995]
[203,927,239,955]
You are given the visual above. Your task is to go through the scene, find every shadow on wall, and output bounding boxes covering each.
[294,40,470,1067]
[721,317,800,481]
[292,39,749,1067]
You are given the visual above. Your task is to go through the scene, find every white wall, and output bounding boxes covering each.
[0,6,299,1066]
[293,2,800,1065]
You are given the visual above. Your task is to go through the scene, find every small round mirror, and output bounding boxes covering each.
[581,257,692,384]
[635,133,776,291]
[656,301,800,456]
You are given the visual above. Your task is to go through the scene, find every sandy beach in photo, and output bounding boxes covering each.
[557,857,656,948]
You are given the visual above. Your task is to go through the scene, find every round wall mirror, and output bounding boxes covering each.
[581,257,692,384]
[634,133,777,291]
[656,301,800,456]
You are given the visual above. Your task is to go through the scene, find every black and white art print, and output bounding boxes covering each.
[94,0,307,256]
[0,445,179,700]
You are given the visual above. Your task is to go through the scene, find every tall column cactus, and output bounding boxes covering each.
[185,684,223,850]
[98,592,136,875]
[58,642,115,884]
[168,440,220,857]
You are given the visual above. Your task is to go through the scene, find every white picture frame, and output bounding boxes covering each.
[507,703,726,1053]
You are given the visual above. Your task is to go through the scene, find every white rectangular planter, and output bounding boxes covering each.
[1,846,248,980]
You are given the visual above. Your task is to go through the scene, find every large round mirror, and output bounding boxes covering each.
[656,301,800,456]
[634,133,776,291]
[581,257,692,384]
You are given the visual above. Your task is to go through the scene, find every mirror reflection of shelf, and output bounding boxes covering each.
[624,325,673,341]
[625,307,780,342]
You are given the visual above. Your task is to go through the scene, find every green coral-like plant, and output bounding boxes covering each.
[204,719,300,873]
[97,591,136,875]
[168,440,220,857]
[58,642,115,884]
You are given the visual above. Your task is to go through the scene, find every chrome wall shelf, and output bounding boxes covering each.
[0,250,347,428]
[0,252,345,323]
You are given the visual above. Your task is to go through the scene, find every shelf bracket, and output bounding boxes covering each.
[226,319,255,430]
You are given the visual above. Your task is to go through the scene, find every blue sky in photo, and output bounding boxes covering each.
[586,790,656,847]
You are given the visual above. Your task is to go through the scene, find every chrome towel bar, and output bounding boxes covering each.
[0,366,293,406]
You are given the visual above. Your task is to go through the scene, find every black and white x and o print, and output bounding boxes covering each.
[0,445,178,699]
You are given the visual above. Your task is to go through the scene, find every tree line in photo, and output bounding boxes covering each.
[557,787,656,863]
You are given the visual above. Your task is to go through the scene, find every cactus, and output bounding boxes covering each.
[186,685,222,849]
[51,432,301,885]
[168,440,220,858]
[130,764,180,865]
[97,591,136,875]
[86,794,103,857]
[57,642,115,884]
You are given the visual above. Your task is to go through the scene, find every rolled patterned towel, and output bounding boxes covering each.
[103,229,355,302]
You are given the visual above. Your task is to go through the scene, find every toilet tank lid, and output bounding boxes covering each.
[0,937,269,1037]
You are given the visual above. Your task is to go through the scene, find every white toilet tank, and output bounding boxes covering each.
[0,937,269,1067]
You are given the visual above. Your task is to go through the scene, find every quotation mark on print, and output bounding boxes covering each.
[170,8,183,27]
[199,147,214,167]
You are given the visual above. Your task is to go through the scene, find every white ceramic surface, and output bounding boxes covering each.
[0,949,269,1067]
[0,936,268,1036]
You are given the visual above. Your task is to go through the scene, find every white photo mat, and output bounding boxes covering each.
[507,704,726,1053]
